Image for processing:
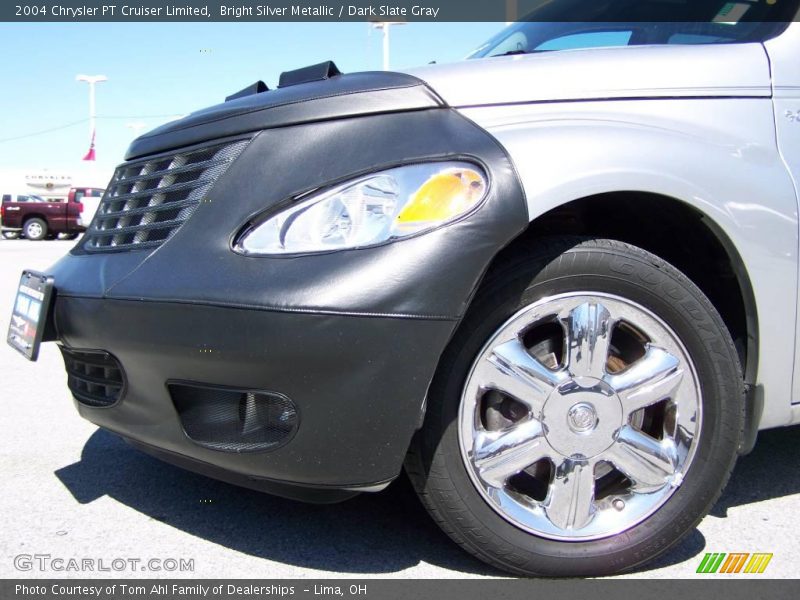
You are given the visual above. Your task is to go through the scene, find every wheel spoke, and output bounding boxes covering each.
[605,425,678,491]
[562,302,615,377]
[478,338,565,413]
[605,346,683,415]
[473,419,548,487]
[544,458,596,530]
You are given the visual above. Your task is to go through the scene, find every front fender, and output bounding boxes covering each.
[461,97,799,429]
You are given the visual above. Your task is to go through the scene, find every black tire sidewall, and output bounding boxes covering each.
[415,240,743,576]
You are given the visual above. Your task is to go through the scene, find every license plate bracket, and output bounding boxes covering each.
[7,270,55,361]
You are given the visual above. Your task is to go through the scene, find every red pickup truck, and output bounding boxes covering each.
[1,188,103,241]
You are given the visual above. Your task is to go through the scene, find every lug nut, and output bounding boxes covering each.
[613,498,625,511]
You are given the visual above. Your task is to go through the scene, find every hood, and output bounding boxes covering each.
[125,43,772,161]
[403,43,772,108]
[125,71,443,160]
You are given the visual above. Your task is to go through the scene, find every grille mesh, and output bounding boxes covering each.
[60,348,125,408]
[81,139,249,252]
[169,383,298,453]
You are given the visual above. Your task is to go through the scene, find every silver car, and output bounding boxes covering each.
[15,0,800,578]
[398,7,800,576]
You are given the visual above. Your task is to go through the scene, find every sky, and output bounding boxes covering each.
[0,22,502,181]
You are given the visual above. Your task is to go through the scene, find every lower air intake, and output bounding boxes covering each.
[169,383,298,453]
[60,348,125,408]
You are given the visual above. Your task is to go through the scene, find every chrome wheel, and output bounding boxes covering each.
[459,292,702,541]
[25,221,44,239]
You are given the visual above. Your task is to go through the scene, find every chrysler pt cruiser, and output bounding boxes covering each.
[8,0,800,577]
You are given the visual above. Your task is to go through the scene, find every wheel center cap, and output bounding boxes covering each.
[567,402,598,433]
[541,377,623,458]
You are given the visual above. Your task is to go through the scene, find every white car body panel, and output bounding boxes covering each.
[766,26,800,422]
[78,196,102,228]
[406,43,772,107]
[404,26,800,430]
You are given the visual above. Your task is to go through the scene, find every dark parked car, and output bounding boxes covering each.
[1,192,85,240]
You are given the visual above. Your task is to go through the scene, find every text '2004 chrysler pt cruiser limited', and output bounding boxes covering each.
[8,0,800,577]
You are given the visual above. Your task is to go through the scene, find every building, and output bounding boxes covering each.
[0,165,111,201]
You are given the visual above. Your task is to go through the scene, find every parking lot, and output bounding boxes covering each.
[1,238,799,579]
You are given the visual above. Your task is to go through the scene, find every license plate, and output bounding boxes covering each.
[7,270,54,361]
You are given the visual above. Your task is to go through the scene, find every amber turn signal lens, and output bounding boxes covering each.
[397,168,486,225]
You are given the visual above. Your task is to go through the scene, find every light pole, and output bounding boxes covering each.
[76,74,107,160]
[371,22,406,70]
[506,0,518,23]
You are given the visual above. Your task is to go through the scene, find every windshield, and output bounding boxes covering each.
[469,0,798,58]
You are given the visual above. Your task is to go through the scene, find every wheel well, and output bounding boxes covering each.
[490,192,757,383]
[23,214,47,225]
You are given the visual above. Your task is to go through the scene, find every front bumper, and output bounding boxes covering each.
[55,294,454,499]
[43,105,527,501]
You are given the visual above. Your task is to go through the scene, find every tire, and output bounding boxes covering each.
[405,238,744,577]
[2,231,20,240]
[24,218,48,241]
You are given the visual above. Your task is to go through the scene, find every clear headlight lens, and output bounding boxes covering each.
[234,162,487,255]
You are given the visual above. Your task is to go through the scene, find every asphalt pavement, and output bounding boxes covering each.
[1,238,798,579]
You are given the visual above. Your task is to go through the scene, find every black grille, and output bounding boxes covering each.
[81,139,250,253]
[169,383,298,453]
[60,348,125,408]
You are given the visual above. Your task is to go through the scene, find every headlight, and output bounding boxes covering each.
[234,162,488,255]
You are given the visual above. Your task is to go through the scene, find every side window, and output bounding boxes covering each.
[536,31,633,51]
[17,195,29,203]
[488,31,528,56]
[668,33,732,44]
[90,189,104,197]
[73,191,85,202]
[2,195,10,202]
